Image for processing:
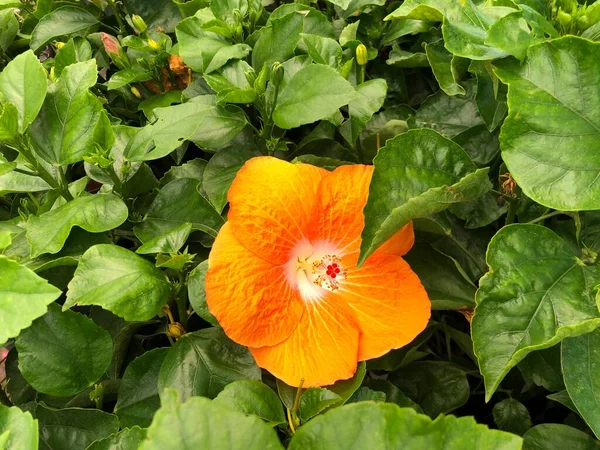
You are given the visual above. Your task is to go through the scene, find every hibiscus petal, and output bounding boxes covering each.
[337,251,431,361]
[206,222,305,348]
[228,157,327,265]
[309,164,413,258]
[250,296,359,387]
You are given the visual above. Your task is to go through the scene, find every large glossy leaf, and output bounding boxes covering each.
[0,50,47,133]
[158,328,261,401]
[359,128,491,266]
[86,426,147,450]
[494,37,600,210]
[0,405,38,450]
[115,348,169,428]
[36,404,119,450]
[273,64,358,129]
[26,193,128,258]
[562,329,600,438]
[0,256,61,344]
[339,79,387,144]
[123,0,182,33]
[30,6,99,51]
[53,37,92,77]
[27,60,105,166]
[288,402,522,450]
[472,225,600,401]
[522,424,600,450]
[134,178,224,242]
[214,380,286,425]
[385,0,509,60]
[124,98,247,161]
[139,389,284,450]
[390,361,470,418]
[64,244,171,321]
[15,304,113,397]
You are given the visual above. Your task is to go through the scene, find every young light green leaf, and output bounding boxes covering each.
[472,225,600,401]
[86,426,147,450]
[214,380,286,425]
[273,64,359,129]
[134,178,224,242]
[15,303,113,397]
[495,37,600,210]
[187,260,219,326]
[115,348,170,428]
[27,59,105,166]
[0,50,47,133]
[64,244,171,321]
[485,11,536,62]
[0,9,18,52]
[0,102,18,143]
[136,223,193,254]
[53,37,93,77]
[30,5,99,51]
[301,34,343,67]
[0,405,38,450]
[359,128,491,266]
[158,328,261,401]
[424,40,466,96]
[251,11,304,70]
[139,389,284,450]
[562,329,600,438]
[0,256,61,345]
[35,403,119,450]
[288,402,522,450]
[26,193,129,258]
[107,68,153,90]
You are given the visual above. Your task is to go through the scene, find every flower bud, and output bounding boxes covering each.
[557,9,572,27]
[130,86,142,98]
[356,44,368,66]
[168,322,187,339]
[101,32,121,56]
[131,14,148,34]
[55,41,65,50]
[254,63,268,95]
[148,38,161,52]
[270,62,284,88]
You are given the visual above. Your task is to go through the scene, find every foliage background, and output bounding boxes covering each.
[1,0,600,448]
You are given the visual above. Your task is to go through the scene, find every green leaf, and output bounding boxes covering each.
[15,303,113,397]
[160,158,206,187]
[523,424,600,450]
[36,404,119,450]
[468,61,507,133]
[124,98,247,162]
[53,37,93,77]
[30,5,99,52]
[288,402,522,450]
[547,390,577,413]
[123,0,182,33]
[0,256,61,344]
[298,388,342,422]
[0,102,18,143]
[107,68,153,90]
[214,380,286,425]
[176,15,251,74]
[424,40,466,96]
[273,64,358,129]
[383,18,434,44]
[471,224,600,401]
[492,399,532,436]
[158,328,261,401]
[114,348,169,429]
[134,178,224,242]
[340,79,387,144]
[202,145,258,213]
[562,329,600,438]
[325,362,366,406]
[390,361,470,418]
[0,405,38,450]
[136,223,193,254]
[251,11,304,70]
[139,389,284,450]
[187,260,219,326]
[86,426,147,450]
[385,0,509,60]
[64,244,171,321]
[494,37,600,210]
[28,60,105,166]
[301,34,343,67]
[359,128,491,266]
[0,9,18,52]
[485,11,536,62]
[347,387,386,404]
[387,46,429,68]
[203,61,257,105]
[26,193,129,258]
[0,50,47,133]
[518,347,565,392]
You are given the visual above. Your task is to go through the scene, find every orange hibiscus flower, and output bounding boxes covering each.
[205,157,430,387]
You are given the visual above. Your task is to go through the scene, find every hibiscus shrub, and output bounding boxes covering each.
[1,0,600,448]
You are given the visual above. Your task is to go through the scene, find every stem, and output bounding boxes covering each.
[292,379,304,414]
[286,408,296,434]
[504,198,517,226]
[27,192,40,211]
[106,0,126,34]
[13,168,39,177]
[527,210,566,225]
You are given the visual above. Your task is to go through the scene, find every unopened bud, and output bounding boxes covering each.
[254,63,268,95]
[557,9,572,27]
[356,44,368,66]
[55,41,65,50]
[130,86,142,98]
[101,32,121,55]
[269,62,284,88]
[49,66,56,82]
[148,38,161,51]
[168,322,187,339]
[131,14,148,34]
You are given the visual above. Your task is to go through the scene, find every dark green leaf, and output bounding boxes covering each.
[492,398,532,436]
[523,424,600,450]
[214,380,286,425]
[15,304,113,397]
[468,61,507,133]
[158,328,261,401]
[54,37,92,77]
[251,11,304,70]
[187,260,219,326]
[359,128,491,265]
[424,40,466,96]
[136,223,192,254]
[547,390,577,413]
[347,387,386,404]
[123,0,182,33]
[64,244,171,321]
[364,380,422,412]
[518,346,565,392]
[0,255,61,344]
[299,388,342,421]
[30,6,99,52]
[107,68,153,90]
[115,348,169,429]
[472,225,600,401]
[340,79,387,144]
[0,9,17,52]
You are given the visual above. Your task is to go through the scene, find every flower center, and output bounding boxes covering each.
[287,241,346,301]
